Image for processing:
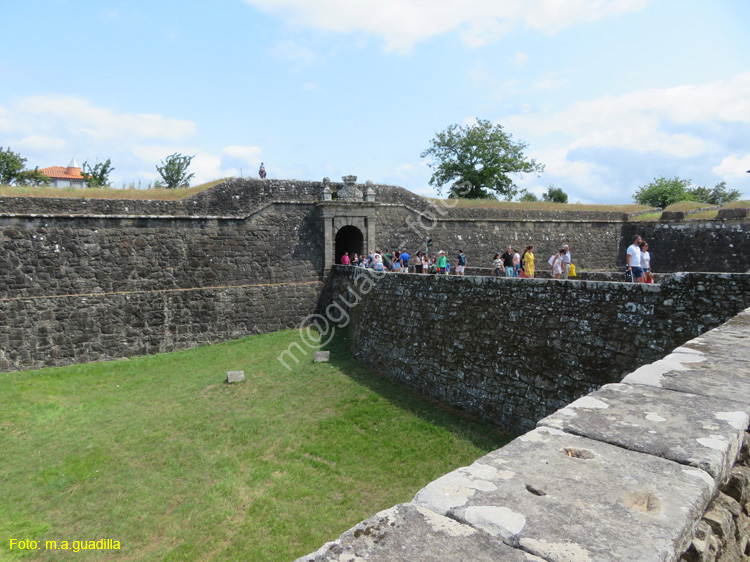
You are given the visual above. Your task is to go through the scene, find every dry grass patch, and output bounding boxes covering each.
[426,198,649,213]
[0,179,229,201]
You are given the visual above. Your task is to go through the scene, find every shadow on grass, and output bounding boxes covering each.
[320,327,517,453]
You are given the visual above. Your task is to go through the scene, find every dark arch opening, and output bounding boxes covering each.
[335,225,364,264]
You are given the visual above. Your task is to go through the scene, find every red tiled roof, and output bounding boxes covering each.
[40,166,85,180]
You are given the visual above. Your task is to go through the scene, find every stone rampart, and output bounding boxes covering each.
[0,183,326,371]
[332,267,750,430]
[2,178,749,373]
[295,300,750,562]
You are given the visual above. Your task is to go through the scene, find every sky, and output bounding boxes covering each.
[1,0,749,203]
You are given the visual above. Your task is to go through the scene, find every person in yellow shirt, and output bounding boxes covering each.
[521,245,535,278]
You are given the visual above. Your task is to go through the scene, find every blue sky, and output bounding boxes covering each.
[1,0,748,203]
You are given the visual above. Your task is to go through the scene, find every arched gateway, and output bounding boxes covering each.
[335,225,364,264]
[317,175,377,270]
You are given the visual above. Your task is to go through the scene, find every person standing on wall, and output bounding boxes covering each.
[259,162,267,178]
[501,246,515,277]
[626,235,644,283]
[456,249,467,276]
[562,244,572,279]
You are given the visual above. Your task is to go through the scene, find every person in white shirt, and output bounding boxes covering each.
[641,241,652,283]
[626,235,644,283]
[562,244,572,279]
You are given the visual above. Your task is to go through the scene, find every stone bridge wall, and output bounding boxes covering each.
[332,266,750,430]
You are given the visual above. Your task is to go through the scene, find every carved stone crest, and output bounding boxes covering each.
[337,175,363,201]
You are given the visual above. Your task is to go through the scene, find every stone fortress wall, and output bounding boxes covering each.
[1,177,748,372]
[0,179,327,371]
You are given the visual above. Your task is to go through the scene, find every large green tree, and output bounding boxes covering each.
[420,119,544,199]
[156,153,195,189]
[82,158,114,188]
[0,147,49,186]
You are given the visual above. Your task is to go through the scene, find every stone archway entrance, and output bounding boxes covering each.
[335,225,364,264]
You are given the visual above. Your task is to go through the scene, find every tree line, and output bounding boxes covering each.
[0,147,196,189]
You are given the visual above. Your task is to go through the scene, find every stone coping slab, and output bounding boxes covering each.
[412,427,714,562]
[293,503,538,562]
[622,346,750,403]
[537,383,750,484]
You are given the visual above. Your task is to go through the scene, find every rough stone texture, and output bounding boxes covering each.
[293,503,535,562]
[226,370,245,383]
[0,184,325,372]
[412,426,715,562]
[333,267,750,430]
[539,383,750,484]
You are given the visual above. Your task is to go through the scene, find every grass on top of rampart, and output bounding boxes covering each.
[0,329,511,562]
[0,179,228,201]
[425,198,650,213]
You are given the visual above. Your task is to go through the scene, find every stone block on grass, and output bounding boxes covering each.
[226,370,245,383]
[314,351,330,363]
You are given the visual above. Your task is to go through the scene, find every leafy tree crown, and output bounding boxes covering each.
[420,119,544,200]
[156,153,196,189]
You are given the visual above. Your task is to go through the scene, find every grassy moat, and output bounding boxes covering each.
[1,330,513,562]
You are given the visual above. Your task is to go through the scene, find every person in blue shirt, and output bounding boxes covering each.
[400,249,410,273]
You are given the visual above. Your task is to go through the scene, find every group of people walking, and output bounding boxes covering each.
[341,239,652,282]
[491,244,572,279]
[341,249,468,275]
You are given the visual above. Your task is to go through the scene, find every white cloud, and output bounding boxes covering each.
[506,72,750,157]
[713,154,750,181]
[244,0,648,51]
[11,95,196,142]
[501,72,750,202]
[0,95,255,186]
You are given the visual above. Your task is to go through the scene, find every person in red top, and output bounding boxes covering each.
[341,252,350,265]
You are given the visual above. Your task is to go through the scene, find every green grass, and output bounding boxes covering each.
[0,179,229,201]
[425,198,650,212]
[0,330,512,562]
